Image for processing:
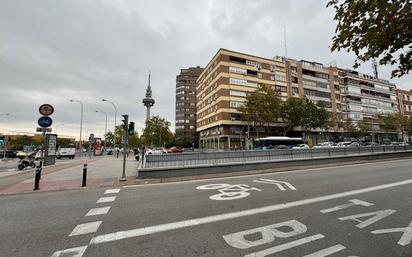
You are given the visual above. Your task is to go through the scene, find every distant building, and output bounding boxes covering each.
[142,72,155,122]
[196,48,400,150]
[397,88,412,117]
[339,69,398,142]
[175,66,204,146]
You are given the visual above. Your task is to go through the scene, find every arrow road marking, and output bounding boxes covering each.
[253,178,297,191]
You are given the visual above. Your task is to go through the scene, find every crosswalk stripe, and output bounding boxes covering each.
[51,245,87,257]
[96,196,116,203]
[69,221,102,236]
[86,206,111,217]
[104,189,120,194]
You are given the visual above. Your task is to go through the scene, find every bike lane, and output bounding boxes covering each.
[85,182,412,256]
[76,159,412,256]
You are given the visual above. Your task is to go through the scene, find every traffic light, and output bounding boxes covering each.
[121,115,129,130]
[128,122,135,135]
[0,136,4,147]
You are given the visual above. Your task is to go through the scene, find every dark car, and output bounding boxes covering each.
[0,150,17,158]
[167,146,183,153]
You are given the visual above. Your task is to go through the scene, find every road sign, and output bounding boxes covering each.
[39,104,54,116]
[36,127,52,132]
[38,116,53,128]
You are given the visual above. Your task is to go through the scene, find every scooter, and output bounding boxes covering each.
[18,154,36,170]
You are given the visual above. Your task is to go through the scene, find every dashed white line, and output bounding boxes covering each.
[69,221,102,236]
[51,245,88,257]
[104,188,120,194]
[96,196,116,203]
[90,178,412,245]
[86,206,111,217]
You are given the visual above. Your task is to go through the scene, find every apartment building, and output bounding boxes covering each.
[339,69,398,141]
[175,66,204,146]
[397,88,412,117]
[196,48,401,150]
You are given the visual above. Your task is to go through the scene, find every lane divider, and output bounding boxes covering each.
[50,188,121,257]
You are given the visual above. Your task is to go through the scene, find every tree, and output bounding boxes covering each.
[301,100,330,133]
[357,120,372,136]
[142,116,174,147]
[342,118,357,137]
[280,97,305,135]
[327,0,412,77]
[380,113,408,139]
[104,131,115,147]
[238,86,281,136]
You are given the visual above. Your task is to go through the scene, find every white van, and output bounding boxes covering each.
[56,145,76,159]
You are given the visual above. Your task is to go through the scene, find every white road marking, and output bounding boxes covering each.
[69,221,102,236]
[124,158,412,188]
[303,244,346,257]
[86,206,111,217]
[320,199,374,213]
[253,178,297,191]
[104,188,120,194]
[244,234,325,257]
[223,220,307,249]
[372,220,412,246]
[7,168,16,172]
[51,245,87,257]
[338,209,396,228]
[90,178,412,245]
[96,196,116,203]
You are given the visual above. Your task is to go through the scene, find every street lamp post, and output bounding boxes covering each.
[102,99,118,149]
[95,110,108,152]
[0,113,10,159]
[69,99,83,150]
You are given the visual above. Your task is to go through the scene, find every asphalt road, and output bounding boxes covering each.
[1,158,412,257]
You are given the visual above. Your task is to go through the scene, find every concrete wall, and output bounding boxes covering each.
[137,151,412,179]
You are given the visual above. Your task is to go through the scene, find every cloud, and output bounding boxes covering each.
[0,0,410,140]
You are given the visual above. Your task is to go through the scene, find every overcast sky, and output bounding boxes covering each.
[0,0,411,140]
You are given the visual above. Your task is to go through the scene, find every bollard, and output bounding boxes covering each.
[82,164,87,187]
[34,165,41,191]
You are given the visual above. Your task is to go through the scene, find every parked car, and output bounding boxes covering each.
[348,142,360,147]
[56,145,76,159]
[146,147,167,155]
[167,146,183,153]
[336,141,352,148]
[313,142,334,148]
[292,144,310,149]
[0,150,17,158]
[106,148,114,155]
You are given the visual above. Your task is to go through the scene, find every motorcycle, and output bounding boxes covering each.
[17,153,37,170]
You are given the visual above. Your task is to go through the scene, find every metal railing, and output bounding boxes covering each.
[144,145,412,168]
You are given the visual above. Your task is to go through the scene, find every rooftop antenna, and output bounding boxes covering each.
[372,58,379,79]
[283,25,288,58]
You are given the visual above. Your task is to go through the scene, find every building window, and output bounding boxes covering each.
[230,101,244,108]
[229,77,248,86]
[230,90,247,97]
[275,75,286,82]
[246,60,262,69]
[229,66,247,75]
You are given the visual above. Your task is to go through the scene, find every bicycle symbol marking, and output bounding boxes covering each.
[196,184,262,201]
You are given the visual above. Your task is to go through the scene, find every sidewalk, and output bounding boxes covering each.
[0,155,138,194]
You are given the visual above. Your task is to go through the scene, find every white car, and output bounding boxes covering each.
[146,147,167,155]
[292,144,310,149]
[313,142,334,148]
[56,145,76,159]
